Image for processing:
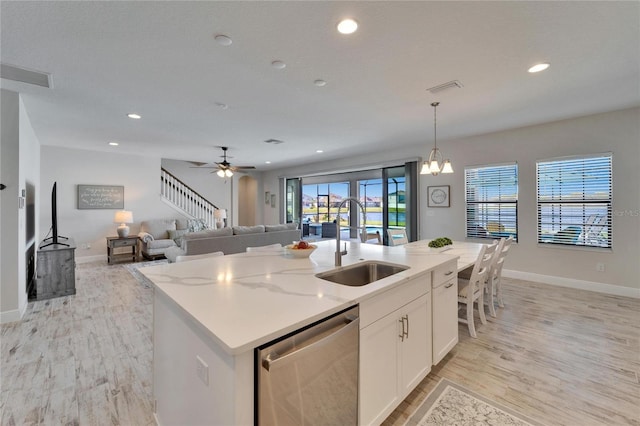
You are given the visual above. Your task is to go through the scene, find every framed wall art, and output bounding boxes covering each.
[270,194,276,208]
[265,191,271,205]
[77,185,124,209]
[427,185,450,208]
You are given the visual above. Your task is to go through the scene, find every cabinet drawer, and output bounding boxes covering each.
[112,238,136,248]
[360,273,430,329]
[432,260,457,287]
[432,276,458,364]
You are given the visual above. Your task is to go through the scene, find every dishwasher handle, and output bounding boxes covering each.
[262,316,359,372]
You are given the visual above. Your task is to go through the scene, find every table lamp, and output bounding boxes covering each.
[214,209,226,229]
[114,210,133,237]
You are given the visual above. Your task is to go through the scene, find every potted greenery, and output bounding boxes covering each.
[428,237,453,252]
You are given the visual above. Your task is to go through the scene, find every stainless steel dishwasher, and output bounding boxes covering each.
[256,305,359,426]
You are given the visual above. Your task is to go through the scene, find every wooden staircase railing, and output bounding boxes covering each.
[160,168,219,228]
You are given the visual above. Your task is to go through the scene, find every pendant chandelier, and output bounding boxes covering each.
[420,102,453,176]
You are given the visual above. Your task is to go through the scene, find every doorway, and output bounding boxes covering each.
[238,175,257,226]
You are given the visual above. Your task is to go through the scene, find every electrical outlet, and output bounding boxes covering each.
[196,355,209,386]
[596,262,605,272]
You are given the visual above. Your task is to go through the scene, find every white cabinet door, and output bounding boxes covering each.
[360,312,401,426]
[399,293,432,395]
[432,277,459,365]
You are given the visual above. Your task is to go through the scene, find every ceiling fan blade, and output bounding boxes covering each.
[232,166,256,170]
[187,161,209,167]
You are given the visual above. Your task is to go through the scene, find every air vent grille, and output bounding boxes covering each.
[426,80,463,94]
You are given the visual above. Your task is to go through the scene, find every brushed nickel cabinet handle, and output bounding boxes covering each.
[404,315,409,339]
[444,270,454,276]
[445,282,454,289]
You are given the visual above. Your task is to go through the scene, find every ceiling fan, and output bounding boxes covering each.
[190,146,255,177]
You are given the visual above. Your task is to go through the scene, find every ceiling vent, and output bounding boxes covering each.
[426,80,463,94]
[264,139,284,145]
[1,63,52,88]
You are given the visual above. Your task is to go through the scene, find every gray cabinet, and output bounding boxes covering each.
[36,239,76,300]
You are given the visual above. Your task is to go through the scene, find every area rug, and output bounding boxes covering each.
[123,259,168,288]
[405,379,542,426]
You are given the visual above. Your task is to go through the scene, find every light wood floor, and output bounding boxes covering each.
[1,261,154,425]
[1,261,639,425]
[383,278,640,426]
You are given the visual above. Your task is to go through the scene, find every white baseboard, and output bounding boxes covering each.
[0,299,27,324]
[503,269,640,299]
[76,254,107,264]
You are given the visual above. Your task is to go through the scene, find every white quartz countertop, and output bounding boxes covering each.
[140,239,458,355]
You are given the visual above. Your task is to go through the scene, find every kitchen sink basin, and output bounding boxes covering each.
[315,261,409,286]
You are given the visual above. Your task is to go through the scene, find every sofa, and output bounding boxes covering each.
[164,223,301,263]
[138,218,208,260]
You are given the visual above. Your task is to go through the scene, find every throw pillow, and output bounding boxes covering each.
[187,218,208,232]
[265,223,298,232]
[185,227,233,240]
[168,229,189,245]
[143,219,176,240]
[232,225,265,235]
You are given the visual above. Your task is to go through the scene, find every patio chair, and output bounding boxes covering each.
[584,215,607,245]
[387,229,408,246]
[361,230,382,244]
[552,226,582,244]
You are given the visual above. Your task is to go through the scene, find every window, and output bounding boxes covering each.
[537,154,612,248]
[465,163,518,241]
[301,182,350,224]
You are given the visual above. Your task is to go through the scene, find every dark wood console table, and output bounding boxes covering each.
[36,238,76,300]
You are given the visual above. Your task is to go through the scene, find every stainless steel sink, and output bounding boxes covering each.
[315,261,409,286]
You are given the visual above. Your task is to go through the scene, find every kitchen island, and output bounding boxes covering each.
[141,239,459,425]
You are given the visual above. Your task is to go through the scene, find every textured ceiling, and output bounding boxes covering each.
[1,1,639,170]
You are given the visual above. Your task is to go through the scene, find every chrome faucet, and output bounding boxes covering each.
[335,197,367,266]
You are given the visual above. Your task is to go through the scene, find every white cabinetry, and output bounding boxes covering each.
[431,260,458,365]
[359,275,432,426]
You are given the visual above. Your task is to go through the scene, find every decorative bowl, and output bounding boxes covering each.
[284,244,317,258]
[429,245,452,253]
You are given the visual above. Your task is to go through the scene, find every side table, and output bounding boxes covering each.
[106,236,139,265]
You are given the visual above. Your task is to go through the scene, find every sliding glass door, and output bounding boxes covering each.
[285,178,301,225]
[292,161,418,244]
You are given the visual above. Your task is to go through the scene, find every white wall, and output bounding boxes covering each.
[1,90,41,323]
[1,90,22,320]
[263,108,640,293]
[40,146,184,259]
[161,158,232,213]
[19,96,40,313]
[161,158,263,227]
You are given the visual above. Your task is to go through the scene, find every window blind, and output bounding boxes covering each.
[536,154,612,248]
[465,163,518,241]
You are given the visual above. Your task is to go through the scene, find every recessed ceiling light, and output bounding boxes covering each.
[265,161,271,164]
[271,60,286,69]
[214,34,233,46]
[528,62,550,73]
[337,18,358,34]
[109,142,119,146]
[127,113,141,119]
[316,150,324,153]
[314,79,327,87]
